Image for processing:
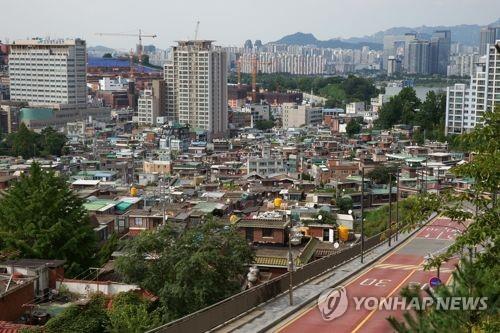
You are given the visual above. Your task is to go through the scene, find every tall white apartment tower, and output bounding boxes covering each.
[445,41,500,134]
[164,40,228,137]
[9,38,87,107]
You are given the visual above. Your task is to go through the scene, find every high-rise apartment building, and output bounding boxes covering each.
[479,27,500,56]
[407,40,430,75]
[9,38,87,107]
[445,41,500,134]
[164,40,228,136]
[137,79,165,126]
[430,30,451,75]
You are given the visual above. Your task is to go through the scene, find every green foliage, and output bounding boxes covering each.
[107,292,162,333]
[0,124,67,158]
[366,165,398,185]
[97,233,119,266]
[313,211,337,225]
[254,119,275,130]
[228,73,379,106]
[336,196,353,214]
[0,163,97,276]
[301,172,314,181]
[376,89,447,141]
[45,293,109,333]
[362,196,432,237]
[376,87,421,129]
[346,119,363,138]
[115,219,254,321]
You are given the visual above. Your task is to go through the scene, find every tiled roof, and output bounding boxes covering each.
[237,218,289,229]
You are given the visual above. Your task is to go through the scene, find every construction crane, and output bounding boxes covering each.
[250,54,271,101]
[95,30,157,75]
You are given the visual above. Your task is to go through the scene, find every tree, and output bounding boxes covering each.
[255,119,274,130]
[107,292,162,333]
[346,119,362,138]
[4,123,39,158]
[115,219,254,321]
[0,163,97,276]
[336,195,353,213]
[366,165,398,185]
[376,88,421,129]
[45,293,109,333]
[40,127,67,156]
[102,53,113,58]
[0,125,67,158]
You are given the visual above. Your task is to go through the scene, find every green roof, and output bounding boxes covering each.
[20,108,54,121]
[84,199,117,212]
[116,201,133,212]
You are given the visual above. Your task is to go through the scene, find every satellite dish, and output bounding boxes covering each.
[333,242,340,249]
[318,215,323,220]
[348,209,353,215]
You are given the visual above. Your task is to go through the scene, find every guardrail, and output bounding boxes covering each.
[149,230,393,333]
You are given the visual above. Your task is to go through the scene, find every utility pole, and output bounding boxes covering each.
[287,213,293,306]
[388,172,392,247]
[360,167,365,263]
[395,167,400,242]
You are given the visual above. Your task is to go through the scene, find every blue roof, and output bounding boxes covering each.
[88,57,129,68]
[87,57,160,73]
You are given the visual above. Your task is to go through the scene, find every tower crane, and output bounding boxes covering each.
[250,54,271,101]
[95,30,157,75]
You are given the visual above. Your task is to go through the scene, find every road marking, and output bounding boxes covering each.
[436,231,443,239]
[276,215,442,332]
[351,261,424,333]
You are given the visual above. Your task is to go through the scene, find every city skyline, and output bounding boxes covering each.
[2,0,500,49]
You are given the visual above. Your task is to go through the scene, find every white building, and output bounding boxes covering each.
[137,90,155,126]
[98,77,128,91]
[246,144,286,176]
[164,40,228,137]
[9,38,87,107]
[282,103,323,129]
[445,83,475,135]
[241,103,270,124]
[445,41,500,134]
[346,102,365,114]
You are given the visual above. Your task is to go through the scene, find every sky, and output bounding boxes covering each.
[2,0,499,50]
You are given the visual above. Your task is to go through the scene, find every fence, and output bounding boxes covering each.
[150,230,390,333]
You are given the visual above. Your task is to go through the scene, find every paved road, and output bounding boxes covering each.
[273,217,460,333]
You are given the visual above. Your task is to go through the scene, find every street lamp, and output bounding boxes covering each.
[360,167,365,263]
[286,211,302,306]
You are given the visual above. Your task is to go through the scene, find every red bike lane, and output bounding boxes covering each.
[277,218,460,333]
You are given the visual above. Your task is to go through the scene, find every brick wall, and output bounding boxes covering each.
[0,280,34,321]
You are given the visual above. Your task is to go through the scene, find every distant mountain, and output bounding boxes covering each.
[273,18,500,49]
[273,32,383,50]
[346,18,500,46]
[87,45,116,57]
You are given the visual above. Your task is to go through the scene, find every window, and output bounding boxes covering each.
[134,217,143,226]
[262,229,273,237]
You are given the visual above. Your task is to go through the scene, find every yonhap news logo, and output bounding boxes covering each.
[317,285,488,320]
[317,286,349,321]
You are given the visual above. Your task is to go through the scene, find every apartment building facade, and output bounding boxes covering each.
[9,38,87,107]
[164,40,228,136]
